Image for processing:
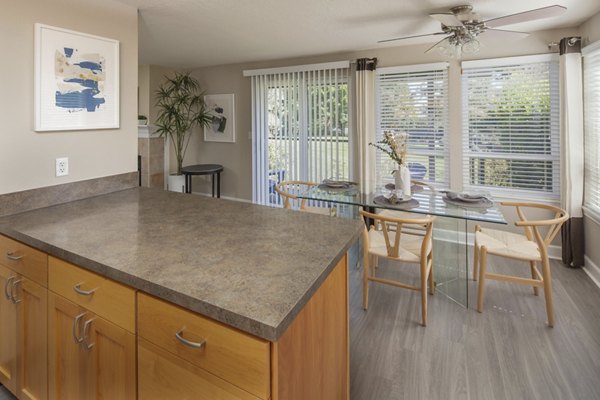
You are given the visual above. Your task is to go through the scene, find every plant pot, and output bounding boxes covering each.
[393,165,412,197]
[167,174,185,193]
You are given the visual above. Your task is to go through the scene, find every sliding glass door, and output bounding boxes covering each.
[250,64,350,205]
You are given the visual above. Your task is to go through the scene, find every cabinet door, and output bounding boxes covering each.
[16,278,48,400]
[0,264,17,395]
[82,314,136,400]
[48,293,87,400]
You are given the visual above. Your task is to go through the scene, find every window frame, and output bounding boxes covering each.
[460,54,560,200]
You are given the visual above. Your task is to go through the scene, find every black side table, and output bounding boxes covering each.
[180,164,224,198]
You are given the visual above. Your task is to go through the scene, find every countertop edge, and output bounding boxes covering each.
[0,221,362,342]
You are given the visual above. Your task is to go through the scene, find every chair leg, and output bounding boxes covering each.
[541,258,555,327]
[363,252,370,310]
[421,263,428,327]
[428,255,435,295]
[473,240,479,281]
[477,247,488,313]
[530,261,539,296]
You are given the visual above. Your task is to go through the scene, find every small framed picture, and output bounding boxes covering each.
[204,94,235,143]
[34,23,120,131]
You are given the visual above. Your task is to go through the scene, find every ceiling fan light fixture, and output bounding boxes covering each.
[462,37,480,54]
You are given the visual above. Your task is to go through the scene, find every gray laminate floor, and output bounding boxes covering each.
[349,255,600,400]
[0,386,14,400]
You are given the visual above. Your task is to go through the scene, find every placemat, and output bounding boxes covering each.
[373,195,420,209]
[442,196,494,209]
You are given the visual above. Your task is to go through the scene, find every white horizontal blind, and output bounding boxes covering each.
[583,45,600,213]
[461,57,560,198]
[250,64,350,206]
[376,64,449,186]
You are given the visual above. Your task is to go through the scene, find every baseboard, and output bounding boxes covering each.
[584,255,600,289]
[434,229,562,261]
[191,191,252,204]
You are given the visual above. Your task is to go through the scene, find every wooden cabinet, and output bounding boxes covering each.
[0,236,48,400]
[0,264,18,395]
[138,255,350,400]
[48,291,135,400]
[138,293,270,399]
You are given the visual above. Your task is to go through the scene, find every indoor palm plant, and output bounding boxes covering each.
[155,73,212,190]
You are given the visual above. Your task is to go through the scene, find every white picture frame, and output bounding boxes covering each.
[34,23,120,131]
[204,94,235,143]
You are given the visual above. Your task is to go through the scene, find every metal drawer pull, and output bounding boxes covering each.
[175,329,206,349]
[11,280,22,304]
[82,318,95,350]
[4,276,14,300]
[72,312,87,344]
[6,252,23,261]
[73,283,97,296]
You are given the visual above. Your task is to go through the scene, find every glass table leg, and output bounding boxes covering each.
[432,216,469,308]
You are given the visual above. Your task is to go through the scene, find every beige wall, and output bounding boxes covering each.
[0,0,138,195]
[581,11,600,46]
[581,11,600,271]
[138,64,150,118]
[188,28,577,206]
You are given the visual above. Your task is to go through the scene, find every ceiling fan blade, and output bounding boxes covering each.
[425,36,451,54]
[378,32,445,44]
[484,5,567,28]
[479,29,530,41]
[429,13,463,27]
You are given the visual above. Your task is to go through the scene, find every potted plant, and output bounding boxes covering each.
[155,72,212,192]
[370,130,412,196]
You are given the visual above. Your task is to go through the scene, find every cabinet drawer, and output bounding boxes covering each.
[138,293,270,400]
[139,338,261,400]
[48,257,135,333]
[0,235,47,286]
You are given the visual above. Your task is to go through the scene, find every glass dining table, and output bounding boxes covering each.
[297,182,507,308]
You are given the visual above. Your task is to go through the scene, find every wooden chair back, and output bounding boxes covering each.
[360,210,435,259]
[275,181,318,210]
[501,201,569,258]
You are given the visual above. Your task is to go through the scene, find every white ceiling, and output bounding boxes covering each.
[114,0,600,68]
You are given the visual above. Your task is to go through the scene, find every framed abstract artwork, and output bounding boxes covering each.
[204,94,235,143]
[34,24,120,131]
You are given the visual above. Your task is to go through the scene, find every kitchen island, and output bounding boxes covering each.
[0,187,362,400]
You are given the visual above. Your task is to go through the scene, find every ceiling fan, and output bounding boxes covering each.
[378,4,567,58]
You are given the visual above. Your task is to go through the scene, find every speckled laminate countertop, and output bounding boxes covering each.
[0,187,362,341]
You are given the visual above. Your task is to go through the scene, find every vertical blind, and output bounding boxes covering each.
[461,55,560,198]
[583,43,600,213]
[375,64,449,186]
[247,62,350,205]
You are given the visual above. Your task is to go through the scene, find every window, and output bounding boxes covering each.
[461,55,560,198]
[247,62,350,205]
[583,43,600,214]
[376,64,449,186]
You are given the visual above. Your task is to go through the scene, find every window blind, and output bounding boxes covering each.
[461,55,560,198]
[248,63,350,205]
[583,44,600,213]
[376,64,449,186]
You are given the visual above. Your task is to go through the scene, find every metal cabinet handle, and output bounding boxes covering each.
[4,276,14,300]
[175,329,206,349]
[82,318,95,351]
[11,279,22,304]
[73,283,97,296]
[6,252,23,261]
[72,312,87,344]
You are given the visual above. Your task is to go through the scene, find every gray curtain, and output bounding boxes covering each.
[355,58,378,193]
[559,37,585,267]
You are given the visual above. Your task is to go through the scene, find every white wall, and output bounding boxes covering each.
[0,0,138,195]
